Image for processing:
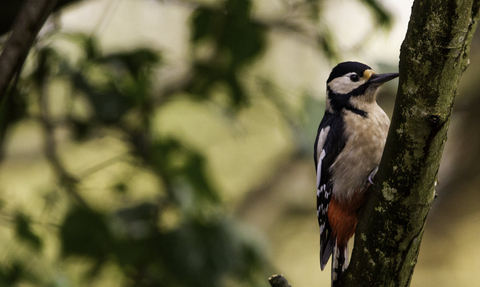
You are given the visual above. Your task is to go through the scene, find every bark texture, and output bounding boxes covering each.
[341,1,480,286]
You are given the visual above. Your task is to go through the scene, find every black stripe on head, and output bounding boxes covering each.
[327,61,372,84]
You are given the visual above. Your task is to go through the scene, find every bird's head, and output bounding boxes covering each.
[325,61,398,113]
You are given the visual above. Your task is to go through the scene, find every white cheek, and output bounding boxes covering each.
[328,77,366,94]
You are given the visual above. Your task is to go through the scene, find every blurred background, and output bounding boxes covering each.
[0,0,479,286]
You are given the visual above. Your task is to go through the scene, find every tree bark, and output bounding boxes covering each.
[341,0,480,286]
[0,0,58,101]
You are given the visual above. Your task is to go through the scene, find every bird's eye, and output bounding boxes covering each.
[350,74,359,82]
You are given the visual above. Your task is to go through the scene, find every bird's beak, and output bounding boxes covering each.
[368,73,399,85]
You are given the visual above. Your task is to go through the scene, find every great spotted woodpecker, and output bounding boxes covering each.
[314,61,398,286]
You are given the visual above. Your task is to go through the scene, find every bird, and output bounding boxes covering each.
[314,61,398,286]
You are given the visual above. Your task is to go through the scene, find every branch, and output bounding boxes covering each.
[269,274,292,287]
[37,58,87,207]
[342,1,480,286]
[0,0,58,101]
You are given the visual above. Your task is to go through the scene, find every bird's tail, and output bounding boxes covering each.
[331,242,348,287]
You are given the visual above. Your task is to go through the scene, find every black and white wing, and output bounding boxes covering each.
[314,112,346,270]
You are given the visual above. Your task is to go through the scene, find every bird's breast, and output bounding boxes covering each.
[331,105,390,204]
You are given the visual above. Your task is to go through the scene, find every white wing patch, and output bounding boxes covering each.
[316,126,330,163]
[316,126,330,236]
[316,126,330,189]
[316,149,326,189]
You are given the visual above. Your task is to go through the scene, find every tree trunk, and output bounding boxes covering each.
[0,0,58,101]
[341,0,480,286]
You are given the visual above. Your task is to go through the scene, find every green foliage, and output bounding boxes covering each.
[0,262,24,286]
[148,138,219,206]
[0,85,27,150]
[15,213,43,252]
[61,34,160,124]
[360,0,393,28]
[190,0,266,107]
[192,0,265,66]
[43,32,261,285]
[59,204,264,286]
[60,207,114,261]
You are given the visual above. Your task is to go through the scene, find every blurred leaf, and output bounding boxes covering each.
[223,0,265,66]
[187,62,218,99]
[360,0,392,28]
[70,118,92,141]
[32,47,61,85]
[190,0,266,108]
[161,218,233,287]
[71,72,130,124]
[305,0,321,21]
[112,182,128,194]
[149,139,219,205]
[62,33,101,61]
[113,202,158,230]
[182,152,219,204]
[0,84,27,153]
[65,40,160,125]
[224,70,247,107]
[42,188,60,212]
[111,48,156,66]
[15,213,42,252]
[188,62,248,108]
[100,48,160,110]
[0,262,23,286]
[59,207,114,261]
[101,49,159,109]
[109,207,267,287]
[191,0,266,65]
[159,217,265,287]
[317,26,340,62]
[191,7,216,43]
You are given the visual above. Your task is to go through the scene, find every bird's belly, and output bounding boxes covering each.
[331,109,389,203]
